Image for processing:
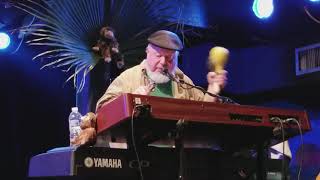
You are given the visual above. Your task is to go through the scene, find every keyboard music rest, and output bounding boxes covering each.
[96,93,311,149]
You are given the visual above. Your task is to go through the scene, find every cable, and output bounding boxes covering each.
[279,119,286,180]
[131,105,144,180]
[271,117,304,180]
[305,6,320,24]
[270,117,287,180]
[285,118,304,180]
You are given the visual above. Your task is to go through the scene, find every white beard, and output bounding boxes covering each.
[146,67,171,84]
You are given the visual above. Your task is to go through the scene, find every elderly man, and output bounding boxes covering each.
[72,30,227,146]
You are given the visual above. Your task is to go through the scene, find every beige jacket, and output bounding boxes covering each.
[96,60,205,110]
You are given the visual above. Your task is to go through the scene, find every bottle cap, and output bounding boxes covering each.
[71,107,78,112]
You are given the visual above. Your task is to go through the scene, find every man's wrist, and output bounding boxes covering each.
[207,84,219,95]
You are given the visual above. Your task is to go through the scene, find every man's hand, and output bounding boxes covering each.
[207,70,228,94]
[133,83,155,95]
[204,70,228,102]
[70,112,97,146]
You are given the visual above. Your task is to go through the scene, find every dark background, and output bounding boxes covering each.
[0,0,320,179]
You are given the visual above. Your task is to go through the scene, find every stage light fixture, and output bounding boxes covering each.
[252,0,274,19]
[0,32,10,49]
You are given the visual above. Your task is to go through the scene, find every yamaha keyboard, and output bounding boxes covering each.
[96,93,311,147]
[28,146,178,179]
[28,94,310,179]
[28,146,286,180]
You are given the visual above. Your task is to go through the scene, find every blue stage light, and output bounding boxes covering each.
[252,0,274,19]
[310,0,320,2]
[0,32,10,49]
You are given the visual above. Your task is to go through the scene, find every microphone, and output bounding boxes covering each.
[162,68,178,82]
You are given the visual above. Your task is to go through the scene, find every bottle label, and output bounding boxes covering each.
[70,126,81,145]
[69,120,80,127]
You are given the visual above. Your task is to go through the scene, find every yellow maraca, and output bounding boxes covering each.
[208,46,229,73]
[208,46,229,94]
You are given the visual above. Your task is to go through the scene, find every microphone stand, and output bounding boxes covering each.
[163,70,238,104]
[162,70,188,179]
[175,119,186,180]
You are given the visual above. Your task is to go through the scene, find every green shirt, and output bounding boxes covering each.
[150,81,173,98]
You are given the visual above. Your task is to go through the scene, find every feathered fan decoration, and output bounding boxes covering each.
[12,0,184,92]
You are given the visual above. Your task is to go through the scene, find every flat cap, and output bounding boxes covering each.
[147,30,183,51]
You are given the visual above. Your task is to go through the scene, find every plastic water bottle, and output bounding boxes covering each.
[68,107,82,146]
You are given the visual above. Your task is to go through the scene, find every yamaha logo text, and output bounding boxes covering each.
[84,157,122,168]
